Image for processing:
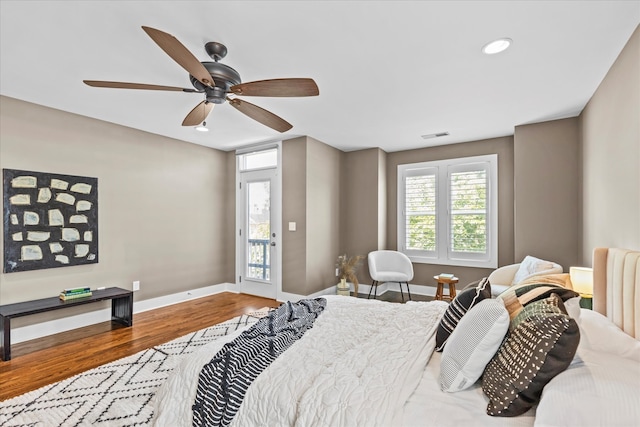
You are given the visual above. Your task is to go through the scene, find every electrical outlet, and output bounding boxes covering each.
[133,280,140,291]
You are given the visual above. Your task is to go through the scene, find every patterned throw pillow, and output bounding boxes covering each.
[435,277,491,351]
[482,294,580,417]
[439,299,510,392]
[497,281,579,320]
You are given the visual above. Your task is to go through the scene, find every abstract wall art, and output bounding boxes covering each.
[3,169,98,273]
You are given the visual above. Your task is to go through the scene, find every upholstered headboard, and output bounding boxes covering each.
[593,247,640,339]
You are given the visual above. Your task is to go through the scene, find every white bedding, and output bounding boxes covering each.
[401,351,536,427]
[153,299,640,427]
[534,309,640,427]
[153,295,449,426]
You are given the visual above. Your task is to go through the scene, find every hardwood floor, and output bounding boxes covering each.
[0,290,431,401]
[356,289,434,303]
[0,292,280,401]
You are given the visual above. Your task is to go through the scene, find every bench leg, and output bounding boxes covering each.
[1,315,11,361]
[111,294,133,327]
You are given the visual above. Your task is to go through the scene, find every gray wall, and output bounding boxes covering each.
[340,148,386,284]
[281,137,307,294]
[281,136,342,295]
[0,96,233,325]
[580,25,640,265]
[306,137,342,292]
[514,117,580,270]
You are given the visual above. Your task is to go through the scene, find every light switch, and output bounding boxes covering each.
[288,222,297,231]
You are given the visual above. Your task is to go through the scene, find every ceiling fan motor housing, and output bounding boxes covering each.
[190,61,241,104]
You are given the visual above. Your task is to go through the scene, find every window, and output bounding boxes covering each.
[238,147,278,171]
[398,154,497,268]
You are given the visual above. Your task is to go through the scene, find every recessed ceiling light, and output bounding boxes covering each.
[482,38,512,55]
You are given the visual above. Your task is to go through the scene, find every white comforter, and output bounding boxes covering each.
[153,295,448,427]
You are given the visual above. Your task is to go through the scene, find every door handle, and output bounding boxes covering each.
[270,242,276,246]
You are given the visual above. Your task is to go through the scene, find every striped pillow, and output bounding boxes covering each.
[436,277,491,351]
[497,281,578,320]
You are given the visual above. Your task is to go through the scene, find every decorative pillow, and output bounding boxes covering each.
[512,255,555,285]
[436,277,491,351]
[519,273,573,289]
[439,299,509,392]
[509,293,569,332]
[497,282,579,320]
[482,294,580,417]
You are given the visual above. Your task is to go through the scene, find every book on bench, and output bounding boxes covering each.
[60,287,92,300]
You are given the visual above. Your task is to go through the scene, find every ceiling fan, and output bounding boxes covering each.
[83,26,319,133]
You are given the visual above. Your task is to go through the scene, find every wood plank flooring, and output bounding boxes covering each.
[0,290,432,401]
[0,292,280,401]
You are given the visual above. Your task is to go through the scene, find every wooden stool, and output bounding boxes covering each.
[434,276,459,301]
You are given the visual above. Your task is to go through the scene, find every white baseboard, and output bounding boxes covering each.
[11,283,231,344]
[134,283,229,313]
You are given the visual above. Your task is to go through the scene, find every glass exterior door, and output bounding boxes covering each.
[246,179,271,281]
[237,167,279,299]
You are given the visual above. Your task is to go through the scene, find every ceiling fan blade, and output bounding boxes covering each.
[230,78,319,97]
[141,26,214,88]
[182,101,214,126]
[83,80,195,92]
[227,98,292,132]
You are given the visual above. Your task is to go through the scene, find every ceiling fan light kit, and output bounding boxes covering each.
[195,122,209,132]
[83,26,319,133]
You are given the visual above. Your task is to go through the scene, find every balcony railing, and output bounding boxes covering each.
[248,238,270,280]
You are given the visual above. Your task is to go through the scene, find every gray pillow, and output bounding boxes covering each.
[439,299,509,392]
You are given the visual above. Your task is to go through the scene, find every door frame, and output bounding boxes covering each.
[235,142,282,300]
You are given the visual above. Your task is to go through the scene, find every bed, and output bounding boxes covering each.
[152,248,640,426]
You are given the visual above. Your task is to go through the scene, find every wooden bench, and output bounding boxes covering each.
[0,287,133,361]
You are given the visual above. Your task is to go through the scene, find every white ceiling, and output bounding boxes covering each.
[1,1,638,153]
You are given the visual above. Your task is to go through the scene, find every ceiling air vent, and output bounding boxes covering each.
[421,132,450,140]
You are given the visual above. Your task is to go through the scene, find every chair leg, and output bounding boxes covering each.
[399,282,405,302]
[368,280,378,299]
[405,282,412,301]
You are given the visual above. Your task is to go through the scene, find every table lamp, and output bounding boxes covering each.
[570,266,593,309]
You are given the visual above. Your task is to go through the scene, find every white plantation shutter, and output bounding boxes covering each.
[449,162,490,261]
[398,155,497,268]
[404,170,437,253]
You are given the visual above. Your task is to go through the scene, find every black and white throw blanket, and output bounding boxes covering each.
[192,298,326,427]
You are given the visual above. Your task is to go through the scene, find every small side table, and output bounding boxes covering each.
[434,276,459,301]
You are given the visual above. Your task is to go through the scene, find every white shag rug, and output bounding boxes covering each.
[0,310,269,427]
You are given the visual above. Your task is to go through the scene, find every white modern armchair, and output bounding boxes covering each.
[367,250,414,301]
[488,255,563,296]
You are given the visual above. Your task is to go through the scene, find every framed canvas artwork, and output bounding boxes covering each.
[2,169,98,273]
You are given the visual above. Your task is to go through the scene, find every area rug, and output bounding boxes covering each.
[0,309,270,427]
